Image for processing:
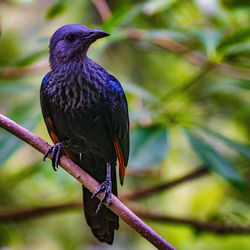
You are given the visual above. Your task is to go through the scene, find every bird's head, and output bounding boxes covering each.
[49,24,110,68]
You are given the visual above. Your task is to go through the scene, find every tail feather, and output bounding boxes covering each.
[83,186,118,244]
[81,156,119,244]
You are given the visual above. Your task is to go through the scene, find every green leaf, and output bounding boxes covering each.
[195,29,222,58]
[142,0,179,15]
[129,109,156,124]
[145,29,190,42]
[204,79,250,95]
[8,49,48,67]
[0,83,37,94]
[103,3,143,31]
[217,27,250,50]
[89,32,126,58]
[201,127,250,159]
[221,41,250,57]
[46,0,71,19]
[122,81,157,101]
[233,80,250,90]
[0,114,40,166]
[185,130,245,186]
[0,102,41,166]
[2,163,41,188]
[0,31,21,67]
[0,115,40,166]
[129,125,169,169]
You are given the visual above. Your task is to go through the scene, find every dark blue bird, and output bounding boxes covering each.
[40,24,129,244]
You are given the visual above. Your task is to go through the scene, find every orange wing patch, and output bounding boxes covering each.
[46,118,79,163]
[50,132,59,144]
[114,138,126,185]
[46,117,59,144]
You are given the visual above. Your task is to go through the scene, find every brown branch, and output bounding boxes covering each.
[0,60,49,78]
[120,166,209,201]
[123,28,250,81]
[0,201,82,222]
[131,205,250,234]
[1,202,249,234]
[0,113,175,250]
[1,28,250,80]
[91,0,112,21]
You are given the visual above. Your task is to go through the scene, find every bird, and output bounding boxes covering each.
[40,24,129,244]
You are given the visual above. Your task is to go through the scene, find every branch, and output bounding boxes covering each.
[0,113,176,250]
[149,63,213,109]
[0,60,49,78]
[1,202,249,234]
[0,201,82,222]
[123,28,250,81]
[120,166,209,201]
[130,204,250,234]
[1,28,250,81]
[91,0,112,21]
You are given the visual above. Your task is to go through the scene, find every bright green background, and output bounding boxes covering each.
[0,0,250,249]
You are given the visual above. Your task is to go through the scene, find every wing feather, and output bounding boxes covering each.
[40,73,60,145]
[108,75,129,185]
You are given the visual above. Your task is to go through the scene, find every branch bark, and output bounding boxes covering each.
[0,113,176,250]
[1,201,249,234]
[91,0,112,21]
[0,201,82,222]
[1,29,250,81]
[123,28,250,81]
[0,60,49,78]
[120,166,209,201]
[130,204,250,234]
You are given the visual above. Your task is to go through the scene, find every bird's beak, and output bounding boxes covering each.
[89,29,110,40]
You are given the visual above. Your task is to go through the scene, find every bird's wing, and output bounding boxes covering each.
[107,75,130,185]
[40,73,60,145]
[40,74,80,164]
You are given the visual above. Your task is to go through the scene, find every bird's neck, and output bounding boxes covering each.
[50,55,87,74]
[46,56,109,112]
[50,56,108,83]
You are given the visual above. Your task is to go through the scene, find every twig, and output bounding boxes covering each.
[120,166,209,201]
[91,0,112,21]
[1,202,249,234]
[0,201,82,222]
[123,28,250,81]
[1,29,250,81]
[0,60,49,78]
[0,113,176,250]
[149,63,213,109]
[130,204,250,234]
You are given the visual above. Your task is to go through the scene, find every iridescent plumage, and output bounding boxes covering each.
[40,24,129,244]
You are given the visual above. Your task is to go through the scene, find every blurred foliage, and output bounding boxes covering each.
[0,0,250,249]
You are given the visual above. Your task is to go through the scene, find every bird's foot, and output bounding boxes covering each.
[91,163,112,213]
[43,142,65,171]
[91,178,112,213]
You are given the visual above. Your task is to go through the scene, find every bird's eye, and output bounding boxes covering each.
[65,35,76,42]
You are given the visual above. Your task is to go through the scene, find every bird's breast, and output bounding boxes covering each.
[47,77,105,115]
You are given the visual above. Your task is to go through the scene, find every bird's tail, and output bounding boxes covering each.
[80,156,119,244]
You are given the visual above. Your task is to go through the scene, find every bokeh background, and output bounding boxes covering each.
[0,0,250,249]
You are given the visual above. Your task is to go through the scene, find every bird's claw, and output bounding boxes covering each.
[91,178,112,213]
[43,142,65,171]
